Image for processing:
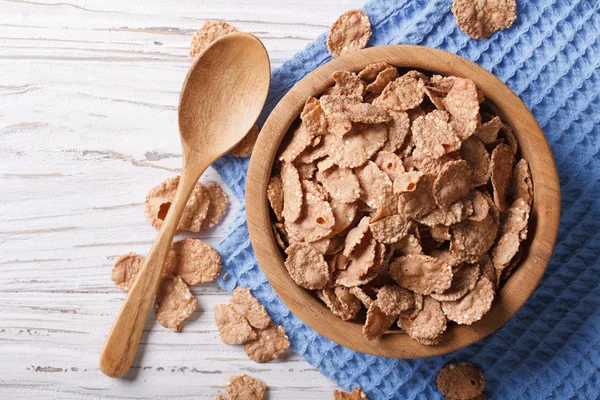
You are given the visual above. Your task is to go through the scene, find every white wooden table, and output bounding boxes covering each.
[0,1,364,398]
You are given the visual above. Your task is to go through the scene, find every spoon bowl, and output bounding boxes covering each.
[100,32,270,378]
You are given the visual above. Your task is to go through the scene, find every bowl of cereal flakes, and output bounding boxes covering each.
[246,44,560,358]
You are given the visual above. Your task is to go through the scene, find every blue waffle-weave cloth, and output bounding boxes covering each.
[212,1,600,398]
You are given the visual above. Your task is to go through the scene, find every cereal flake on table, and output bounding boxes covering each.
[327,10,372,58]
[452,0,517,40]
[334,386,369,399]
[436,361,485,399]
[190,21,236,58]
[267,64,533,344]
[218,374,267,400]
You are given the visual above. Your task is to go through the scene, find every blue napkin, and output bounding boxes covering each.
[212,0,600,398]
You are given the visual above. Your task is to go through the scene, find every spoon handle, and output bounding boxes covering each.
[99,170,201,378]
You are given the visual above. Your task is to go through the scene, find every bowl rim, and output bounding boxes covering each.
[246,45,561,358]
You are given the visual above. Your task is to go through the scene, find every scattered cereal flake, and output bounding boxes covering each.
[460,136,491,187]
[490,143,515,212]
[433,160,473,209]
[201,183,229,229]
[366,66,399,94]
[450,214,499,263]
[285,188,335,242]
[349,286,375,308]
[335,235,380,287]
[475,115,503,144]
[225,374,267,400]
[190,21,236,58]
[111,252,144,291]
[398,296,447,345]
[441,276,495,324]
[326,10,372,58]
[382,110,411,152]
[145,176,209,232]
[343,216,371,257]
[512,159,533,207]
[320,95,391,124]
[393,234,423,255]
[267,176,284,222]
[231,287,272,330]
[356,161,393,209]
[326,71,367,97]
[452,0,517,40]
[284,243,330,289]
[334,387,368,400]
[397,174,437,219]
[431,262,481,302]
[441,78,479,140]
[412,110,461,158]
[373,73,426,111]
[296,163,317,180]
[369,214,412,244]
[330,200,358,236]
[231,124,259,158]
[272,223,288,250]
[316,166,361,204]
[154,276,197,332]
[214,304,256,345]
[376,285,414,316]
[389,254,453,295]
[374,151,405,181]
[363,301,397,340]
[327,123,387,168]
[436,362,485,400]
[280,162,303,222]
[165,238,222,285]
[500,123,518,155]
[317,286,362,321]
[279,124,315,163]
[244,323,290,362]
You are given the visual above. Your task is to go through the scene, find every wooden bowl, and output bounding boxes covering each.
[246,45,560,358]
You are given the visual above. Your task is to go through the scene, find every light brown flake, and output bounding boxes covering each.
[334,387,368,400]
[284,243,330,289]
[296,162,317,180]
[363,301,397,340]
[389,254,453,295]
[327,123,387,168]
[280,162,303,222]
[145,176,209,232]
[225,374,267,400]
[366,66,399,94]
[430,225,451,243]
[111,252,144,291]
[317,286,361,321]
[397,173,437,219]
[433,160,473,209]
[412,110,461,158]
[201,183,229,229]
[437,362,485,400]
[490,143,515,212]
[231,287,272,330]
[301,97,328,137]
[460,136,491,187]
[190,21,236,58]
[492,231,521,273]
[411,148,461,175]
[450,214,499,263]
[301,179,328,201]
[376,285,414,316]
[501,197,531,237]
[356,161,393,209]
[326,9,372,58]
[373,73,426,111]
[398,296,447,345]
[512,159,533,207]
[418,199,471,227]
[382,110,411,152]
[475,115,503,144]
[244,323,290,363]
[272,222,289,250]
[267,175,284,222]
[279,124,315,163]
[326,71,367,97]
[330,200,358,236]
[393,233,423,255]
[343,216,371,257]
[231,124,259,158]
[164,238,222,285]
[316,166,361,204]
[452,0,517,40]
[335,235,380,287]
[214,304,256,345]
[320,95,391,124]
[431,262,481,302]
[441,276,495,324]
[479,253,496,289]
[154,276,198,332]
[401,293,424,319]
[349,286,375,308]
[441,78,480,140]
[500,123,519,155]
[369,214,412,244]
[374,151,405,181]
[285,187,335,242]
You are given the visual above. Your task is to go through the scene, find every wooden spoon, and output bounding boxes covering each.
[100,32,271,378]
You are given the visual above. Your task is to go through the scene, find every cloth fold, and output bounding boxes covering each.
[213,0,600,398]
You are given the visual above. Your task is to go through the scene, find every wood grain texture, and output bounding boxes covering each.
[247,45,561,358]
[0,0,363,398]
